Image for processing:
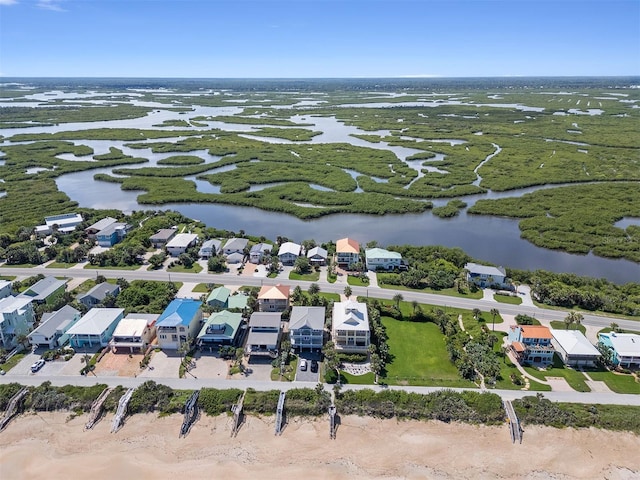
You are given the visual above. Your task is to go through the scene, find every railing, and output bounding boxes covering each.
[111,388,134,433]
[180,390,200,437]
[329,405,337,440]
[230,390,245,437]
[275,390,286,435]
[504,400,523,444]
[85,387,112,430]
[0,387,29,431]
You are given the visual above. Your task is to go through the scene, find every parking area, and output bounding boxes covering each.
[138,350,181,379]
[295,351,322,382]
[6,347,90,377]
[93,350,146,377]
[187,351,229,379]
[242,355,276,381]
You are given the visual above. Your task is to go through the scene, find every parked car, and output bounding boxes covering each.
[299,359,308,371]
[310,359,318,373]
[31,359,45,373]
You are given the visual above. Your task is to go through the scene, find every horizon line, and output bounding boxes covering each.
[2,75,640,80]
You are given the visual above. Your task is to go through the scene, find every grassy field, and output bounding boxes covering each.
[587,370,640,394]
[289,271,320,281]
[382,316,475,388]
[493,293,522,305]
[378,282,484,299]
[346,275,370,287]
[0,353,26,373]
[549,320,586,335]
[524,355,591,392]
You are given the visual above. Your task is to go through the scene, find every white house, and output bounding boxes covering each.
[35,212,83,236]
[465,262,509,289]
[165,233,198,257]
[28,305,81,349]
[598,332,640,368]
[0,280,11,300]
[289,306,325,352]
[365,248,402,271]
[331,300,370,352]
[246,312,282,356]
[66,308,125,349]
[551,329,601,367]
[307,246,328,266]
[198,239,222,259]
[109,313,158,353]
[0,296,35,349]
[249,243,272,263]
[222,237,248,256]
[278,241,301,266]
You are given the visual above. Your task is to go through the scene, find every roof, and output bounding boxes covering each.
[198,310,242,339]
[207,286,231,304]
[599,332,640,357]
[336,237,359,254]
[223,237,248,251]
[551,330,600,357]
[199,238,221,251]
[78,282,119,302]
[66,308,124,336]
[226,252,244,262]
[228,294,249,310]
[150,228,177,241]
[249,312,282,328]
[166,233,198,249]
[112,314,157,337]
[96,222,127,237]
[307,246,328,259]
[157,298,201,327]
[520,325,553,340]
[0,296,33,314]
[290,306,325,331]
[278,241,301,256]
[86,217,117,232]
[250,243,272,254]
[365,248,402,260]
[19,276,66,301]
[512,341,525,353]
[464,262,506,277]
[332,301,369,331]
[258,284,290,300]
[29,305,80,339]
[44,213,83,227]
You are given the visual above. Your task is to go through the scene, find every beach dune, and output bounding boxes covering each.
[0,412,638,479]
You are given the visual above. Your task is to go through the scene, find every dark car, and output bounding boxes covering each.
[310,359,318,373]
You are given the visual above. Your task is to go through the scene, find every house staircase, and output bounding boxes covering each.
[504,400,523,443]
[180,389,200,437]
[274,390,286,435]
[230,390,245,437]
[328,404,337,439]
[111,388,134,433]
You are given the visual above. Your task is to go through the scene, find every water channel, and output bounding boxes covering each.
[1,90,638,283]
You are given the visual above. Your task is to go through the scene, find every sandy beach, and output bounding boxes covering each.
[1,412,638,480]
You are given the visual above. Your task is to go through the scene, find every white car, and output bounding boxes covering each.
[31,359,45,373]
[299,359,308,371]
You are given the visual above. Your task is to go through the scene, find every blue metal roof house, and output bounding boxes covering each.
[156,298,203,350]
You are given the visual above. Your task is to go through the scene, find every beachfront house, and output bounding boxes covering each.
[249,243,272,264]
[28,305,81,350]
[150,228,177,248]
[156,298,202,350]
[307,246,328,266]
[332,300,370,353]
[165,233,198,257]
[365,248,402,271]
[206,286,231,310]
[85,216,118,237]
[278,241,301,266]
[222,237,248,256]
[198,239,222,259]
[109,313,158,353]
[336,238,360,269]
[246,312,282,356]
[598,332,640,369]
[258,284,290,312]
[95,222,129,247]
[508,325,555,366]
[18,276,67,305]
[0,296,35,349]
[464,262,509,289]
[226,252,244,264]
[0,280,11,300]
[66,308,125,349]
[551,329,601,367]
[197,310,243,350]
[35,212,83,237]
[289,306,325,352]
[78,282,120,309]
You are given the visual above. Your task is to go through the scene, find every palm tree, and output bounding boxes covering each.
[411,300,419,314]
[472,308,481,321]
[564,311,583,330]
[610,322,620,333]
[392,293,403,310]
[343,285,352,298]
[490,308,499,332]
[309,283,320,295]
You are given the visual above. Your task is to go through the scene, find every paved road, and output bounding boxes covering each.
[3,265,639,331]
[2,373,639,406]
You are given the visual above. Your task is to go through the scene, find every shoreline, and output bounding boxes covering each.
[1,411,638,479]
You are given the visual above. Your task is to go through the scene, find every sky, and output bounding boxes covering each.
[0,0,639,78]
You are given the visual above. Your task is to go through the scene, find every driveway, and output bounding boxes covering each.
[295,351,321,382]
[187,351,229,379]
[138,350,181,379]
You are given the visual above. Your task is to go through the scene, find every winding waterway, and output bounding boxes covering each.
[2,88,639,283]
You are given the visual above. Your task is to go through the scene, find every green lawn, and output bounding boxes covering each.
[289,271,320,281]
[550,321,586,335]
[0,275,16,281]
[347,275,370,287]
[461,309,504,338]
[340,371,375,384]
[270,357,298,381]
[318,292,340,302]
[379,282,483,300]
[493,294,522,305]
[84,264,142,270]
[0,353,26,373]
[192,283,220,293]
[46,262,77,269]
[382,316,475,388]
[588,370,640,394]
[524,354,591,392]
[168,263,203,273]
